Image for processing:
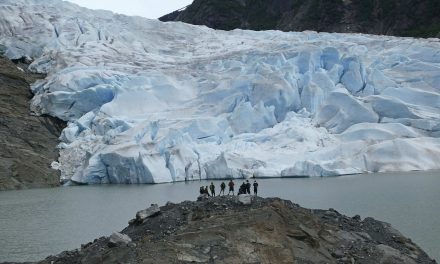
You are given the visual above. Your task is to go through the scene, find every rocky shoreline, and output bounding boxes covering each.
[18,196,436,264]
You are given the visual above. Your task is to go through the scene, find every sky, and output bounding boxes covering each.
[65,0,194,19]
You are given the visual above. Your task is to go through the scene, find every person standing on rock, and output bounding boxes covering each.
[253,180,259,195]
[228,180,235,195]
[210,182,216,197]
[238,182,246,195]
[205,186,210,197]
[220,181,226,195]
[246,180,251,194]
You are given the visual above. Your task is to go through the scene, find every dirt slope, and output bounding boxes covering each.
[0,57,65,191]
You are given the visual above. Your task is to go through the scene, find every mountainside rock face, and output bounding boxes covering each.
[160,0,440,38]
[0,57,64,191]
[35,196,436,263]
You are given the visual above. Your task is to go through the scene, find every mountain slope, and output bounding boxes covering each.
[0,0,440,184]
[0,57,64,190]
[160,0,440,38]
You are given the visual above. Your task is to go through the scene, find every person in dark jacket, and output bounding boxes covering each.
[209,182,216,197]
[246,180,251,194]
[238,182,246,195]
[220,182,226,195]
[253,180,259,195]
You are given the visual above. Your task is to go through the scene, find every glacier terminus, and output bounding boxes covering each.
[1,0,440,184]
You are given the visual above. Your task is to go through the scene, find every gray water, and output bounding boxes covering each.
[0,171,439,262]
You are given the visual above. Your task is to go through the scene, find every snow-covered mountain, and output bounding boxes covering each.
[1,0,440,184]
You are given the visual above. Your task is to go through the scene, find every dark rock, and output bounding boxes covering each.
[0,56,65,191]
[197,194,209,201]
[393,235,408,244]
[329,208,340,214]
[331,249,344,258]
[325,210,338,218]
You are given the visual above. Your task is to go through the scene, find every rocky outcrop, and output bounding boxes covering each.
[34,196,435,263]
[0,57,65,191]
[160,0,440,38]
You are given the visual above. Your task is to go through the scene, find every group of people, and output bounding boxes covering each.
[199,179,259,197]
[237,180,258,195]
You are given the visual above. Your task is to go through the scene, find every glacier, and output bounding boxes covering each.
[1,0,440,184]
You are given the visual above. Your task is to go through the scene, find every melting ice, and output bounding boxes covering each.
[1,0,440,184]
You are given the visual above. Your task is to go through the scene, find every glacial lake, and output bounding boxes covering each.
[0,171,439,262]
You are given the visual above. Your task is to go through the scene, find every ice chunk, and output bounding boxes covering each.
[315,90,379,133]
[367,96,421,120]
[338,123,421,142]
[341,57,366,95]
[228,101,277,134]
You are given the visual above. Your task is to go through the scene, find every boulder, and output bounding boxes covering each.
[352,215,361,221]
[135,204,160,223]
[108,232,132,247]
[238,194,252,205]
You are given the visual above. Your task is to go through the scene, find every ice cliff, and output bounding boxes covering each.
[1,0,440,184]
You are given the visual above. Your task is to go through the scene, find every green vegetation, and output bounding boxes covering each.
[302,0,343,30]
[378,0,396,19]
[246,0,280,30]
[402,0,440,38]
[402,25,440,38]
[356,0,375,21]
[162,0,440,39]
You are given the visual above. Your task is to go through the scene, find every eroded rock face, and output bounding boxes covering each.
[37,197,436,264]
[0,57,65,190]
[160,0,440,38]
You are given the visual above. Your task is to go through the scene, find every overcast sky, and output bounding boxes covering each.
[65,0,194,19]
